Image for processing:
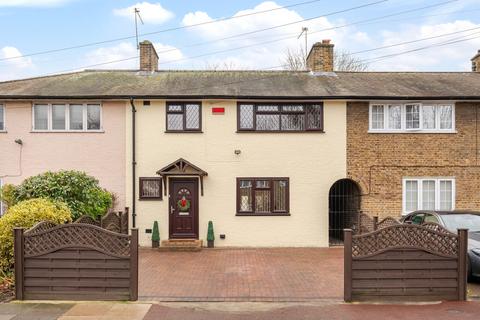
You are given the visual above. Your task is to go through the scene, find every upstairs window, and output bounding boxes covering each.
[166,102,201,132]
[369,103,454,132]
[237,178,290,215]
[33,103,102,132]
[238,103,323,132]
[0,105,4,131]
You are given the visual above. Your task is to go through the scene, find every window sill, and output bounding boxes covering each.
[236,130,325,133]
[368,130,456,134]
[31,130,105,133]
[0,130,6,133]
[236,213,291,216]
[165,131,203,133]
[139,198,163,201]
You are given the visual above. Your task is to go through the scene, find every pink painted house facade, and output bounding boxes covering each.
[0,100,126,213]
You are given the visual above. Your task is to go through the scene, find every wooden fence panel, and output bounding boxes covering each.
[14,222,138,301]
[344,226,468,302]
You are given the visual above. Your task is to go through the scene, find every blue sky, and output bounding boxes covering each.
[0,0,479,80]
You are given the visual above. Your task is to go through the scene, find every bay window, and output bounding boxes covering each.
[403,178,455,214]
[33,103,102,132]
[369,102,454,132]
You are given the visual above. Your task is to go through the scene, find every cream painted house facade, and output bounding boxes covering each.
[126,99,346,247]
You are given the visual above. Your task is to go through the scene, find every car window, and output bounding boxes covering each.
[424,214,439,224]
[411,213,425,225]
[440,214,480,232]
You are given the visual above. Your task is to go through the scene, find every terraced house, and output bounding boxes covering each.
[1,40,480,246]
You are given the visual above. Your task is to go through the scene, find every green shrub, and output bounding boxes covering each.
[14,170,113,220]
[152,221,160,242]
[207,221,215,241]
[0,199,72,274]
[0,184,17,209]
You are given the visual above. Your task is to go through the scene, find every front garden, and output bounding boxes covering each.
[0,170,114,302]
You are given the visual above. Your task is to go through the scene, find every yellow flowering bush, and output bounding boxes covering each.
[0,198,72,274]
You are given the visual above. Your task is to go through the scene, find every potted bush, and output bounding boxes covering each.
[207,221,215,248]
[152,221,160,248]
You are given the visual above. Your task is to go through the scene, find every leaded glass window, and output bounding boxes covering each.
[237,178,289,215]
[166,102,201,132]
[238,103,323,132]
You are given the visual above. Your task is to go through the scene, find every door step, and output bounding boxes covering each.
[159,239,203,252]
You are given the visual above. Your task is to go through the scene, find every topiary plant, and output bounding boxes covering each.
[207,221,215,248]
[152,221,160,248]
[0,198,72,274]
[14,170,113,220]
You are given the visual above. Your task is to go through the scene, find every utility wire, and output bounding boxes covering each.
[7,0,467,77]
[0,0,328,62]
[19,0,458,70]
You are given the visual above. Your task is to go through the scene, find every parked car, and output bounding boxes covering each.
[400,210,480,281]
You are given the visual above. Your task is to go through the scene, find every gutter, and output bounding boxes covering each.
[130,98,137,229]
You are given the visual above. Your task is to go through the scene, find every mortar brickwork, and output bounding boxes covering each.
[347,101,480,219]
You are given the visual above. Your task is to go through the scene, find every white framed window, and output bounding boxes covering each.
[0,104,5,131]
[369,102,455,133]
[402,178,455,214]
[32,103,102,132]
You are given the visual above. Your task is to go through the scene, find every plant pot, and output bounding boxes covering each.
[207,240,214,248]
[152,240,159,248]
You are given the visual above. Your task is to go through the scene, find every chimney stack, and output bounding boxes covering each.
[139,40,158,72]
[471,50,480,72]
[306,39,334,72]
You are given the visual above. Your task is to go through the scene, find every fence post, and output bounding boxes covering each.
[373,216,379,231]
[344,229,353,302]
[129,228,139,301]
[457,228,468,301]
[13,228,24,300]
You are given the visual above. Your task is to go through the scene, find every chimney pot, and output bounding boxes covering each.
[306,40,334,72]
[139,40,159,72]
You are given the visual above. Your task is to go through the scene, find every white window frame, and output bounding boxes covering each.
[0,104,5,132]
[369,102,455,133]
[32,102,103,132]
[402,177,456,215]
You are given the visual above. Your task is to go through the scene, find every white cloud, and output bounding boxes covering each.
[0,0,72,6]
[0,46,35,80]
[179,1,356,69]
[366,20,480,71]
[84,42,183,69]
[114,2,174,25]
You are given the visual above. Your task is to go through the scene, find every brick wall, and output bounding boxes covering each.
[347,101,480,219]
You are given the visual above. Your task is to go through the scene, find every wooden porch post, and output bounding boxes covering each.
[13,228,24,300]
[344,229,353,302]
[457,228,468,301]
[373,216,379,231]
[129,228,139,301]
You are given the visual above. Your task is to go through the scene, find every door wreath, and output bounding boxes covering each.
[177,196,191,212]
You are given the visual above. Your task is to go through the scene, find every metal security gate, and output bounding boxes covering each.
[328,179,360,246]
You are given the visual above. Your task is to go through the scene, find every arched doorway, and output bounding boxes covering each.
[328,179,361,246]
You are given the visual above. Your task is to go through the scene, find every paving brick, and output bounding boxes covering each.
[139,248,344,301]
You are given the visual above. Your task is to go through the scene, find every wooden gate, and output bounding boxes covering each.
[344,224,468,302]
[14,222,138,301]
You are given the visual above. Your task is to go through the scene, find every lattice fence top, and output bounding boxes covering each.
[352,224,458,258]
[24,221,59,235]
[422,222,454,234]
[24,223,131,258]
[377,217,401,229]
[74,215,100,226]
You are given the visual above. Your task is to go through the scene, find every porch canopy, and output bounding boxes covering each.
[156,158,208,196]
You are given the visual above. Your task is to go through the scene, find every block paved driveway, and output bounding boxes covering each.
[139,247,344,301]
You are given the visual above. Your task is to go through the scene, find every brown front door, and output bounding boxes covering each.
[169,178,199,239]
